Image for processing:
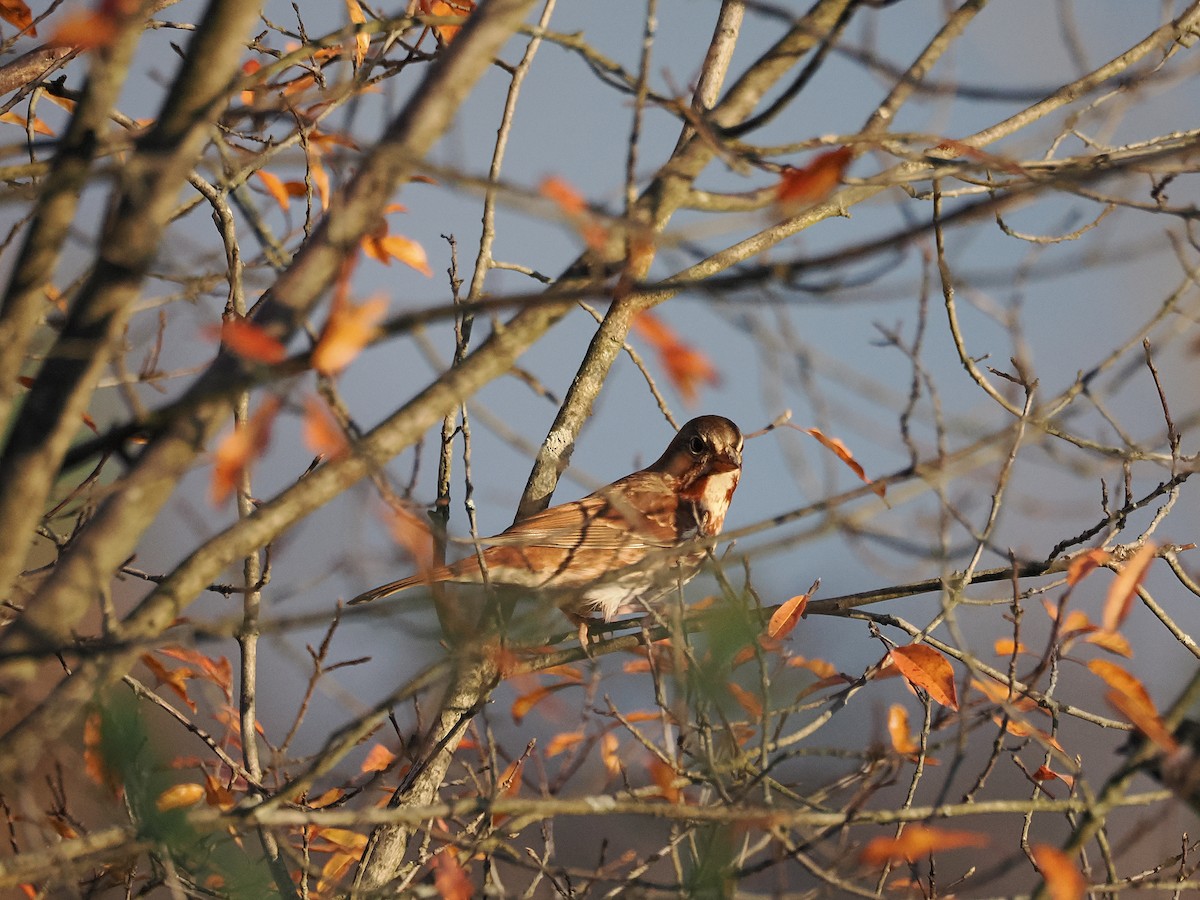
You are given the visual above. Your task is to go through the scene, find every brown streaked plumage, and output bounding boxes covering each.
[349,416,743,628]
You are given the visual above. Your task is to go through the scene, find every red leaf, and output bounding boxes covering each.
[631,311,720,404]
[432,847,472,900]
[727,682,763,719]
[0,0,35,36]
[208,316,287,364]
[889,644,959,710]
[1090,659,1177,753]
[360,744,395,773]
[210,397,281,504]
[302,395,349,459]
[775,146,852,211]
[140,653,197,712]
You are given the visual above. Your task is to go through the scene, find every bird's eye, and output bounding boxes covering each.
[688,435,705,454]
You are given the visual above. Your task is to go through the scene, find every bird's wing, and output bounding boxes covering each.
[484,471,679,551]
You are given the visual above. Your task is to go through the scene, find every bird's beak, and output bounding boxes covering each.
[710,451,741,474]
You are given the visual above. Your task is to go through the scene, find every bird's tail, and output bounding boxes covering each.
[347,574,430,606]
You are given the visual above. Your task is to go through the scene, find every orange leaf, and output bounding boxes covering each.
[202,772,235,810]
[386,504,434,578]
[601,732,621,777]
[1031,844,1087,900]
[889,644,959,710]
[1101,543,1156,633]
[83,712,116,791]
[318,851,358,894]
[1032,765,1074,790]
[208,316,287,364]
[1089,659,1177,753]
[545,730,584,758]
[1067,548,1110,586]
[157,646,233,702]
[0,110,53,136]
[860,824,987,865]
[420,0,475,45]
[256,170,290,212]
[302,395,349,459]
[345,0,369,68]
[775,146,852,211]
[432,847,472,900]
[47,10,119,49]
[312,296,387,375]
[768,581,817,639]
[887,704,918,755]
[155,783,205,812]
[631,311,720,404]
[993,638,1026,656]
[0,0,35,35]
[785,656,838,678]
[140,653,197,712]
[647,756,681,803]
[540,174,587,216]
[1083,629,1132,658]
[362,233,433,276]
[804,427,885,498]
[210,396,281,505]
[727,682,763,719]
[361,744,395,773]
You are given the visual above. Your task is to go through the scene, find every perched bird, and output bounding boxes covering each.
[349,416,743,636]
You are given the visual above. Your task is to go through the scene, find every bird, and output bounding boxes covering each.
[349,415,743,639]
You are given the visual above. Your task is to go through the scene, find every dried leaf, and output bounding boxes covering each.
[993,638,1026,656]
[47,10,120,49]
[256,170,290,212]
[202,772,235,810]
[208,316,287,364]
[155,783,205,812]
[775,146,852,211]
[362,232,433,276]
[361,744,395,773]
[83,712,115,791]
[804,427,885,498]
[157,646,233,702]
[887,704,918,755]
[768,581,817,639]
[727,682,763,719]
[1090,659,1177,752]
[210,396,281,504]
[140,653,197,712]
[432,847,472,900]
[302,395,350,459]
[345,0,369,68]
[420,0,475,45]
[312,296,388,375]
[545,731,584,758]
[0,110,53,135]
[1083,629,1133,658]
[601,732,621,777]
[631,311,720,404]
[860,824,988,865]
[386,503,434,578]
[539,175,607,249]
[647,756,681,803]
[1031,844,1087,900]
[1032,765,1074,790]
[785,656,838,678]
[1067,548,1110,586]
[0,0,35,35]
[511,682,572,724]
[889,644,959,710]
[1101,543,1156,633]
